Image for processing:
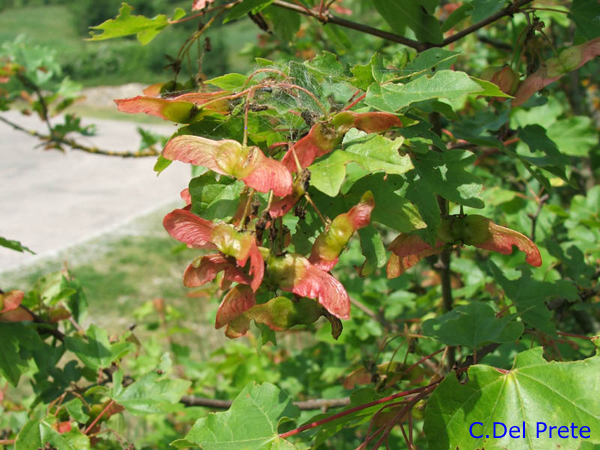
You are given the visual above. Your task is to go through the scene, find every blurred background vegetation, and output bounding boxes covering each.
[0,0,257,86]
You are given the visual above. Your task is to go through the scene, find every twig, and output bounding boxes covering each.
[180,395,350,410]
[84,399,115,435]
[17,73,56,140]
[169,2,237,24]
[436,0,535,48]
[271,0,424,51]
[279,380,442,439]
[0,114,160,158]
[0,439,15,445]
[477,34,513,51]
[20,305,66,341]
[556,331,592,340]
[529,193,549,241]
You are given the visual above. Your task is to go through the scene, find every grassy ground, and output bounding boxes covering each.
[0,4,258,87]
[0,204,218,337]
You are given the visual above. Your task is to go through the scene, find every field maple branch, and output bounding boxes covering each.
[180,395,351,410]
[0,114,160,158]
[436,0,535,48]
[271,0,424,51]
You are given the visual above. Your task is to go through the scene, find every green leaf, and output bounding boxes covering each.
[373,0,444,44]
[308,132,412,196]
[0,236,34,254]
[206,73,248,90]
[64,325,134,371]
[172,382,299,449]
[111,371,191,415]
[358,226,387,276]
[365,71,501,112]
[0,324,27,386]
[64,398,90,423]
[442,3,473,32]
[547,116,598,156]
[87,3,169,45]
[405,174,441,245]
[172,7,186,21]
[471,0,506,23]
[153,155,173,174]
[405,48,460,77]
[470,76,513,98]
[189,173,245,222]
[15,417,87,450]
[424,347,600,449]
[308,151,349,197]
[570,0,600,39]
[516,125,570,181]
[413,149,484,208]
[312,174,425,233]
[423,302,524,349]
[304,51,346,81]
[489,262,578,336]
[224,0,274,23]
[263,5,301,45]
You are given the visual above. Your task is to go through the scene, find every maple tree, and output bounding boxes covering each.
[1,0,600,449]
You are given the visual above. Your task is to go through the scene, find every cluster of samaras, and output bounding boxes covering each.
[115,80,541,339]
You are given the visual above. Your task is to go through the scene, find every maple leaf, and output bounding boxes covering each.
[387,215,542,278]
[309,191,375,271]
[163,209,264,290]
[163,136,293,197]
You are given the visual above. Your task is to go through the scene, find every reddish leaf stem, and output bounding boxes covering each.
[342,93,366,111]
[402,347,446,376]
[278,380,441,439]
[84,399,115,435]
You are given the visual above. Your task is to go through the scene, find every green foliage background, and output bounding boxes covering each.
[1,0,600,449]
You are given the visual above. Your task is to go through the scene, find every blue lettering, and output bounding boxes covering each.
[537,422,547,438]
[509,425,521,438]
[558,426,569,438]
[580,426,591,439]
[493,422,507,438]
[470,422,484,439]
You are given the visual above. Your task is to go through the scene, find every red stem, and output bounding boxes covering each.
[342,93,366,111]
[279,380,441,439]
[84,399,115,435]
[402,347,446,375]
[557,331,592,340]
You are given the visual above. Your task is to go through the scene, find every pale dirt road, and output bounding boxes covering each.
[0,109,189,271]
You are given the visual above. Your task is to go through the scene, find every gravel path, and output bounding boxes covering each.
[0,109,189,271]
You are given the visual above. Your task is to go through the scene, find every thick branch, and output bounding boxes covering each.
[271,0,424,51]
[180,395,350,410]
[0,114,160,158]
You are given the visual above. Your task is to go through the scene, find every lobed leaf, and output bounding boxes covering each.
[172,382,299,449]
[424,347,600,450]
[87,3,169,45]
